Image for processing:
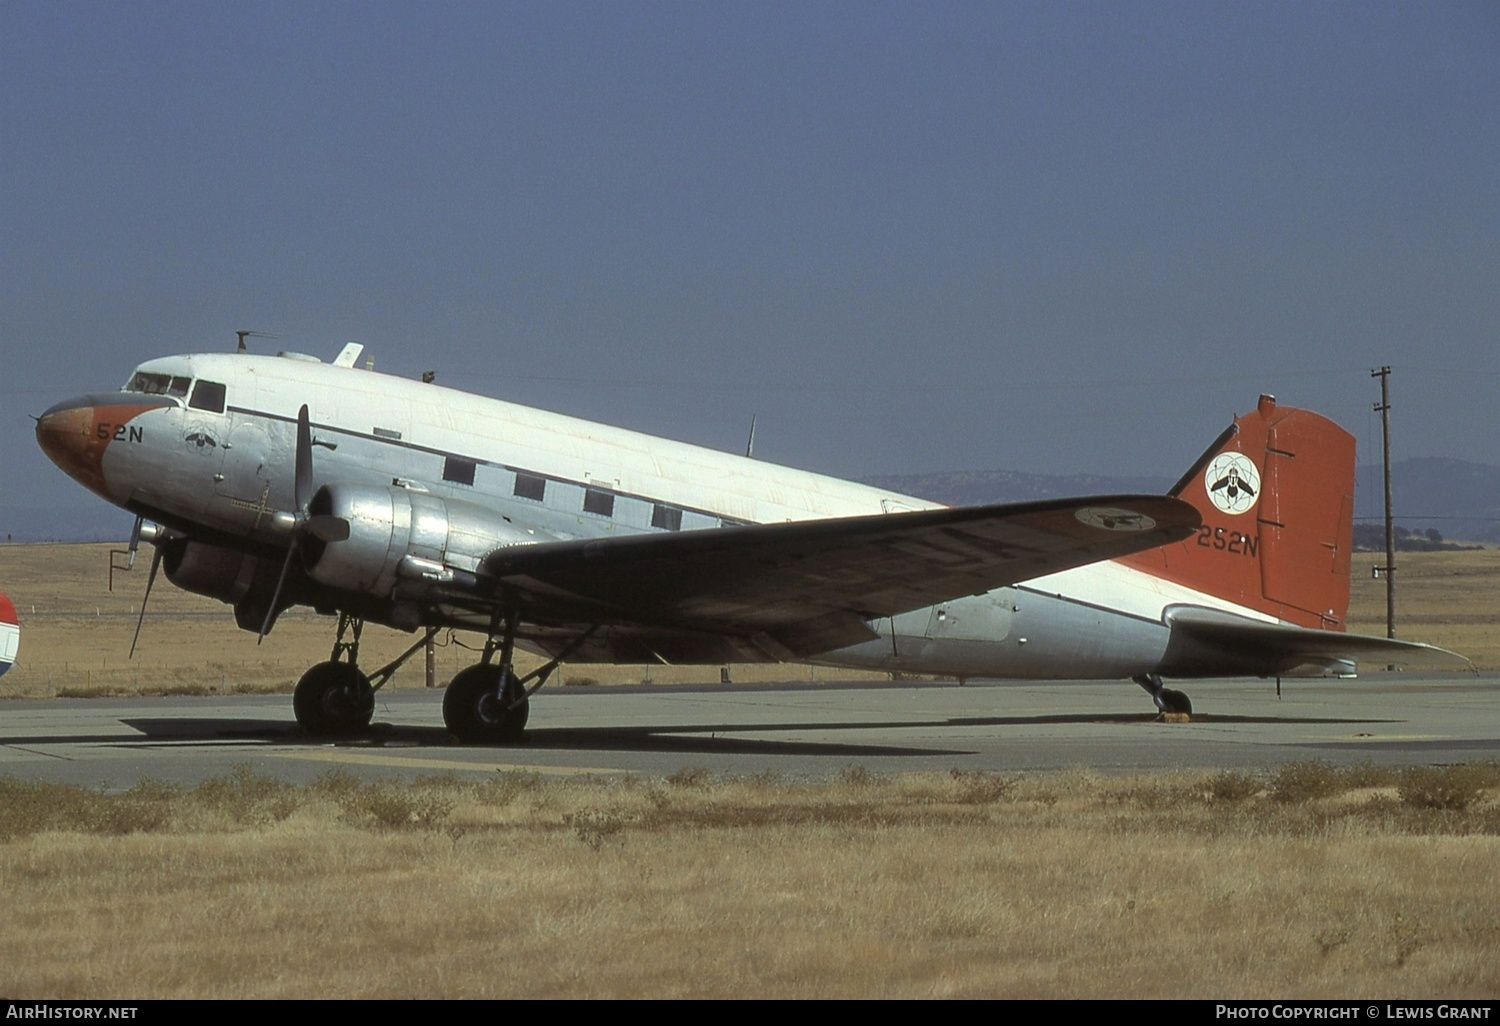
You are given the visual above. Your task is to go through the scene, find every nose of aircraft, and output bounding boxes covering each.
[35,393,172,499]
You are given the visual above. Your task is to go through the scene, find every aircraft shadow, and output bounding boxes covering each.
[517,710,1404,756]
[97,718,943,758]
[0,706,1407,762]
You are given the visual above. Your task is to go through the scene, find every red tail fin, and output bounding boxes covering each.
[1119,395,1355,629]
[0,592,18,678]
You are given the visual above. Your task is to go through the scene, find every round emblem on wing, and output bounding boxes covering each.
[1075,507,1157,532]
[1203,452,1260,515]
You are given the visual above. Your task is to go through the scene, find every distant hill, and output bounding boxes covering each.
[1353,458,1500,544]
[866,457,1500,544]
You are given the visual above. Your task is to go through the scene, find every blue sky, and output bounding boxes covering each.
[3,1,1497,528]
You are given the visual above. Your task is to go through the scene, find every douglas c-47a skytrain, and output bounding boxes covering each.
[36,342,1464,741]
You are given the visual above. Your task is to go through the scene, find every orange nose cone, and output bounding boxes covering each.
[36,401,111,498]
[36,395,169,500]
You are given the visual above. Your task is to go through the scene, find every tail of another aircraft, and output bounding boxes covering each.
[1119,394,1355,629]
[0,592,19,678]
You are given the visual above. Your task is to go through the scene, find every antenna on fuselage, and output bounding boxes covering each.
[235,330,283,353]
[745,414,757,458]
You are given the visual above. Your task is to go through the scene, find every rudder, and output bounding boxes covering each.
[1119,395,1355,629]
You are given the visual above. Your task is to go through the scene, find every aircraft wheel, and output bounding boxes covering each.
[1159,688,1193,715]
[444,664,529,744]
[293,660,375,735]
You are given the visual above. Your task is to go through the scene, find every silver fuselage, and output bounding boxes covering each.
[43,351,1273,679]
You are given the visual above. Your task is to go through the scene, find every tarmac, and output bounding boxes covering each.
[1,672,1495,787]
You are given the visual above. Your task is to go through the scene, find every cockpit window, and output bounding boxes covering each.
[188,380,226,413]
[127,372,193,398]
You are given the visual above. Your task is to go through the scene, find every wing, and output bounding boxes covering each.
[481,495,1199,658]
[1161,607,1472,678]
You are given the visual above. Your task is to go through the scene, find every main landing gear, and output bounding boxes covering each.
[443,611,529,743]
[442,612,598,744]
[443,663,530,743]
[294,660,374,734]
[294,614,375,735]
[293,613,436,736]
[1134,673,1193,716]
[293,608,596,743]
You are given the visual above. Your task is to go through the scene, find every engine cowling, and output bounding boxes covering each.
[163,538,264,604]
[302,484,538,598]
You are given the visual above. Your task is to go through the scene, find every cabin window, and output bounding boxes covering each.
[188,380,226,413]
[583,488,615,517]
[651,504,683,531]
[443,456,476,486]
[513,473,546,501]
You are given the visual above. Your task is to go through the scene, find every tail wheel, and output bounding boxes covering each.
[293,660,374,735]
[444,663,529,743]
[1134,673,1193,717]
[1158,688,1193,715]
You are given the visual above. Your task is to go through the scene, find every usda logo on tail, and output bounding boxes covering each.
[0,593,18,677]
[1204,453,1261,515]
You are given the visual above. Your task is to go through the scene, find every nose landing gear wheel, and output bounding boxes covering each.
[444,663,530,743]
[293,660,375,735]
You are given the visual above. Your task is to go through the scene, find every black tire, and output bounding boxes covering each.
[1159,688,1193,715]
[443,663,530,743]
[293,661,375,735]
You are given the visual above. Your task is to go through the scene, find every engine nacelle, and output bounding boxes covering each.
[163,539,264,604]
[302,484,538,598]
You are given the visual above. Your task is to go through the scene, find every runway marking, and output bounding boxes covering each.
[265,749,622,775]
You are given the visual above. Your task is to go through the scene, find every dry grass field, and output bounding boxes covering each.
[1347,546,1500,669]
[0,764,1497,999]
[2,542,1497,999]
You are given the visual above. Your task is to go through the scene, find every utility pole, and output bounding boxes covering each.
[1371,366,1395,657]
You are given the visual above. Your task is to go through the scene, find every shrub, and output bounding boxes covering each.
[949,769,1017,804]
[1398,765,1492,811]
[667,766,712,789]
[1270,761,1341,803]
[1207,770,1261,803]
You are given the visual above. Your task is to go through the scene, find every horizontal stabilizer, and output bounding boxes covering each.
[1160,606,1472,678]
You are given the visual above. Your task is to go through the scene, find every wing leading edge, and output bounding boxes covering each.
[480,495,1200,658]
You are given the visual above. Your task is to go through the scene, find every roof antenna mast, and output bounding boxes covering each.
[235,330,283,353]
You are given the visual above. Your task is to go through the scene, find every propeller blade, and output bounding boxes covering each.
[128,545,162,659]
[260,405,327,642]
[259,539,299,645]
[295,404,313,512]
